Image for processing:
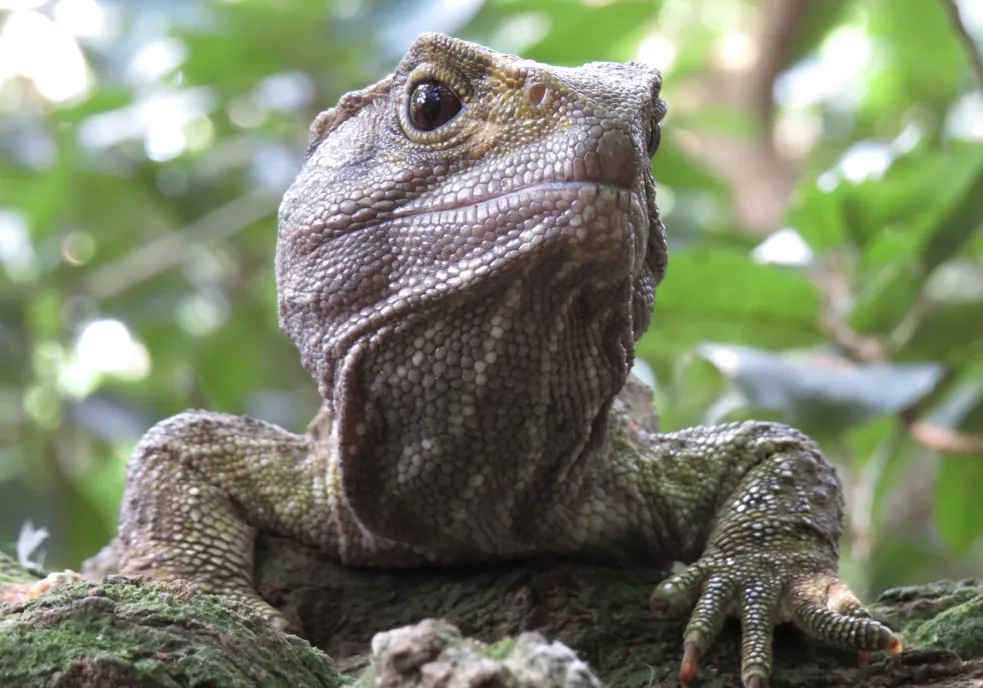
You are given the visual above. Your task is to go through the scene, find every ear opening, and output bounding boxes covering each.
[307,74,395,156]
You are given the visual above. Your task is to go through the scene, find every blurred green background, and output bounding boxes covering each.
[1,0,982,598]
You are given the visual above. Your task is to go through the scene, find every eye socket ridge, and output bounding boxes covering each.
[408,80,463,132]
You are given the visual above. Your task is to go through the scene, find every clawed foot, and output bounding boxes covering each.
[114,560,295,632]
[0,570,83,605]
[650,553,902,687]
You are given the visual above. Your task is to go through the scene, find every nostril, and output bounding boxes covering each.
[596,128,640,188]
[525,82,547,106]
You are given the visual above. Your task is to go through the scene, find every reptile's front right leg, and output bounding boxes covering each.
[113,410,339,627]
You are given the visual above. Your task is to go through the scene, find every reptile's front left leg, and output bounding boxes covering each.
[575,418,901,688]
[110,410,344,628]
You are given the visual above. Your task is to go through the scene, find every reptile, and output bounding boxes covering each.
[87,33,899,688]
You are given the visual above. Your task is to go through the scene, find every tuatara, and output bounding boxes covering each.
[89,33,899,688]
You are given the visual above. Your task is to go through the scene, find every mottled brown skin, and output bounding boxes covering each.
[100,34,900,687]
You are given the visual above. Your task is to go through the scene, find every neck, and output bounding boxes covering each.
[326,270,636,549]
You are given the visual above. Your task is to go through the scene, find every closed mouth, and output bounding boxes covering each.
[389,180,631,221]
[308,180,634,241]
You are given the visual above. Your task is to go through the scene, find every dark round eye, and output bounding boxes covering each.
[646,124,661,158]
[408,81,462,132]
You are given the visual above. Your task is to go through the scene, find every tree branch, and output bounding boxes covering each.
[81,187,278,301]
[940,0,983,93]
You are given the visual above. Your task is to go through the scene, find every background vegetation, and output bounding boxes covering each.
[1,0,982,599]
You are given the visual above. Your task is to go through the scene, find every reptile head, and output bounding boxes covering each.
[277,33,667,543]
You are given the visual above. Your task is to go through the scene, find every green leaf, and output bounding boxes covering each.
[790,142,983,261]
[935,457,983,553]
[786,180,847,252]
[847,259,922,334]
[928,373,983,553]
[653,137,726,193]
[639,248,823,367]
[866,0,965,107]
[679,107,757,140]
[841,141,983,342]
[488,0,661,65]
[788,0,856,64]
[922,159,983,273]
[897,301,983,364]
[863,226,921,268]
[181,1,344,94]
[654,355,728,432]
[860,0,965,133]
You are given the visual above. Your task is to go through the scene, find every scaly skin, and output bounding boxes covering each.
[96,34,900,687]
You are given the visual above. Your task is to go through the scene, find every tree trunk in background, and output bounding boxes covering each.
[2,538,982,687]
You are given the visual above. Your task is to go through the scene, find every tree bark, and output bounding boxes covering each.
[2,538,982,688]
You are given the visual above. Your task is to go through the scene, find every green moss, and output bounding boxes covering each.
[0,552,40,585]
[351,665,376,688]
[485,636,517,660]
[909,593,983,660]
[0,576,346,688]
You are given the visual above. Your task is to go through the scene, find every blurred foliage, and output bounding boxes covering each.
[1,0,982,597]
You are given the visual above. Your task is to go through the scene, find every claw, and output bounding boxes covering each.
[746,674,768,688]
[0,570,82,606]
[649,592,672,616]
[680,641,700,687]
[28,570,82,596]
[857,650,870,667]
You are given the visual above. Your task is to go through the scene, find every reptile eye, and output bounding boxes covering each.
[646,124,661,158]
[408,81,462,132]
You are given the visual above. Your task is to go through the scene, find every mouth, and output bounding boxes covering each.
[388,180,633,222]
[311,180,635,240]
[317,179,637,342]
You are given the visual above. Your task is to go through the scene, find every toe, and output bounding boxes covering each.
[234,590,294,631]
[0,570,83,605]
[679,576,737,686]
[792,600,898,651]
[745,672,768,688]
[651,563,707,617]
[823,578,871,618]
[788,574,900,652]
[738,583,781,688]
[680,641,700,687]
[28,570,83,596]
[682,575,737,650]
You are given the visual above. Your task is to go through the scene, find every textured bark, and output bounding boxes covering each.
[2,540,982,688]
